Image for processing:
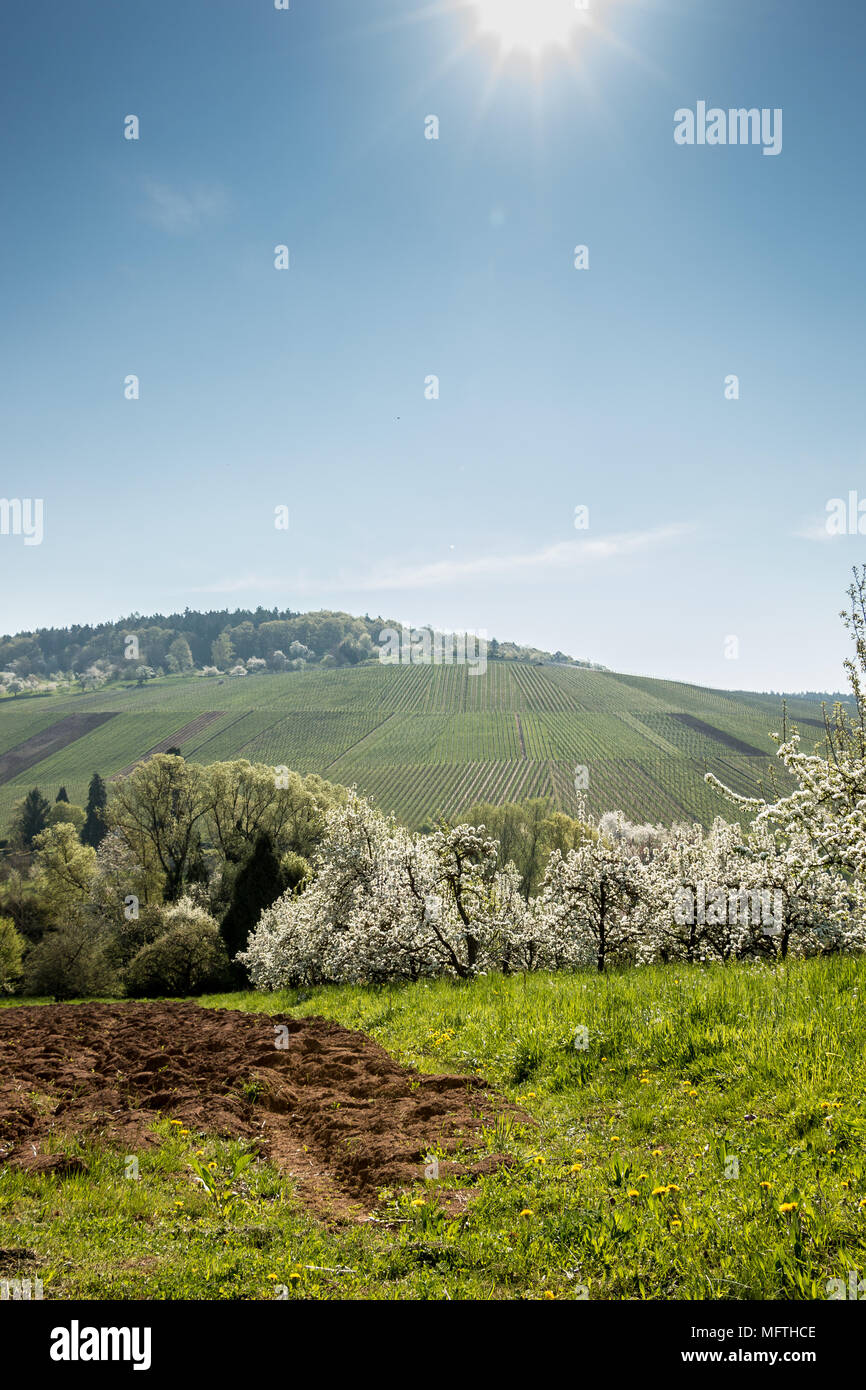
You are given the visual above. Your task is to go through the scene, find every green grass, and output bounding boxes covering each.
[2,957,865,1300]
[0,661,831,828]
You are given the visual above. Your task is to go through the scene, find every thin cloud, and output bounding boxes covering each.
[190,524,694,596]
[793,517,834,542]
[351,525,694,591]
[140,180,229,233]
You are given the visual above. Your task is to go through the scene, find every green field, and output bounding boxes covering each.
[0,663,834,828]
[1,957,864,1300]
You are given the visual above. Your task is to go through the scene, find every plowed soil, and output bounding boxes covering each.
[0,1002,523,1221]
[0,713,117,784]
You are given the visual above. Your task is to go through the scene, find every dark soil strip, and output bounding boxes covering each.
[0,1001,524,1223]
[321,713,397,773]
[669,712,768,757]
[0,713,117,785]
[515,713,527,759]
[111,712,226,778]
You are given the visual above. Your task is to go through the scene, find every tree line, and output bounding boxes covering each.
[0,606,585,683]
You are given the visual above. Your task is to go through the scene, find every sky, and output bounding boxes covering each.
[1,0,865,692]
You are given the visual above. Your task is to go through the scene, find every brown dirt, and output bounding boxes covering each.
[0,1002,525,1222]
[0,713,117,784]
[111,712,226,777]
[669,712,767,757]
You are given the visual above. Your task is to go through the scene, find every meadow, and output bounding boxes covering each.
[0,661,831,829]
[2,956,864,1301]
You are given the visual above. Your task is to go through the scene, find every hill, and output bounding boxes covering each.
[0,661,836,830]
[0,607,598,680]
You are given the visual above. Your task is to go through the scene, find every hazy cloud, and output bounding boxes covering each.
[140,180,229,233]
[191,524,694,597]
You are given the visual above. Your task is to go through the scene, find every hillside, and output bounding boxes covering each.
[0,661,835,829]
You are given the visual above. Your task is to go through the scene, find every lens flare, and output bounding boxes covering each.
[470,0,588,56]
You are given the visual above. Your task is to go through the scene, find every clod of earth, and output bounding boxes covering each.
[0,1002,525,1221]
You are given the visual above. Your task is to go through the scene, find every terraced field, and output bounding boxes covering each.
[0,664,835,829]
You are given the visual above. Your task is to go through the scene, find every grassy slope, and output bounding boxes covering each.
[0,662,835,828]
[1,958,864,1300]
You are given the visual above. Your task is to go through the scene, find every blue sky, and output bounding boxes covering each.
[1,0,864,692]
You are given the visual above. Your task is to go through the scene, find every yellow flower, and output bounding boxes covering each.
[569,1164,583,1173]
[670,1219,682,1229]
[640,1079,650,1085]
[601,1057,607,1062]
[267,1273,278,1280]
[759,1181,772,1190]
[519,1208,534,1218]
[688,1091,698,1098]
[627,1188,640,1198]
[543,1290,556,1300]
[858,1199,866,1210]
[651,1149,664,1157]
[180,1129,189,1136]
[841,1181,851,1190]
[169,1120,182,1126]
[636,1173,648,1182]
[533,1155,546,1165]
[411,1198,426,1207]
[207,1162,217,1172]
[610,1136,621,1143]
[652,1186,668,1197]
[668,1184,681,1193]
[779,1202,798,1214]
[289,1272,302,1282]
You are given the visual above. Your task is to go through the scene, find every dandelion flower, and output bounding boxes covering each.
[652,1186,668,1197]
[759,1181,772,1190]
[519,1208,534,1218]
[670,1219,682,1229]
[544,1290,556,1300]
[569,1164,583,1174]
[627,1188,640,1198]
[779,1202,798,1214]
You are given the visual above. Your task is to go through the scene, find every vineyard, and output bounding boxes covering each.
[0,662,831,828]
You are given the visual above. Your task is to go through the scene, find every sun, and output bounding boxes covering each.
[470,0,589,56]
